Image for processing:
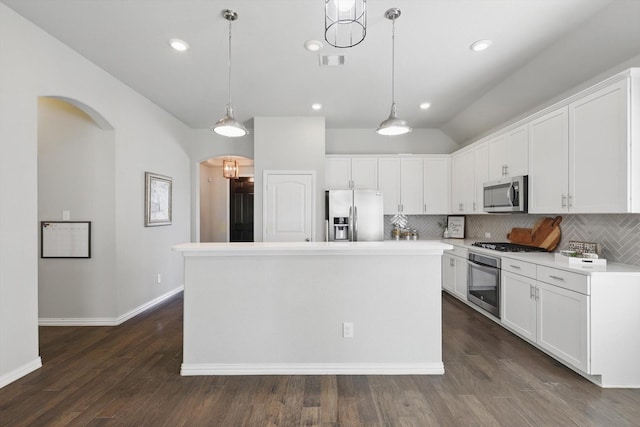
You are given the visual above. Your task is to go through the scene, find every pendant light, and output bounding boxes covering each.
[222,159,239,179]
[324,0,367,48]
[212,9,248,138]
[376,8,411,136]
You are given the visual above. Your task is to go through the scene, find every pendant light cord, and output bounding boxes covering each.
[391,16,395,105]
[227,18,232,107]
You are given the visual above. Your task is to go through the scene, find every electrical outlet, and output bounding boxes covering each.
[485,232,491,238]
[342,322,354,338]
[157,273,162,284]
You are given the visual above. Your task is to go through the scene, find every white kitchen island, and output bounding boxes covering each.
[173,240,452,376]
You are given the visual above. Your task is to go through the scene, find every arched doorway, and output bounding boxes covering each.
[199,155,254,242]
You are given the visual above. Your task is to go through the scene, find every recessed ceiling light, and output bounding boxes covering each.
[169,38,189,52]
[304,40,324,52]
[420,102,431,110]
[311,103,323,111]
[470,39,492,52]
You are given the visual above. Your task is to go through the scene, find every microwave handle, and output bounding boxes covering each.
[507,182,516,206]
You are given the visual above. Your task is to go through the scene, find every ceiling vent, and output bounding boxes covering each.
[319,55,346,67]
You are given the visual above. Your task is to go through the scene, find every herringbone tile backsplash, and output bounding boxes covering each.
[385,214,640,266]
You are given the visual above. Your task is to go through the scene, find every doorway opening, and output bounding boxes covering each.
[229,177,254,242]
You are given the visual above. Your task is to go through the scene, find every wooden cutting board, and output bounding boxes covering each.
[507,216,562,251]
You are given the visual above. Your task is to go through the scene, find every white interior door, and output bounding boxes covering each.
[263,172,315,242]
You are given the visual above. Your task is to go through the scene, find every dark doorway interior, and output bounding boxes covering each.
[229,177,254,242]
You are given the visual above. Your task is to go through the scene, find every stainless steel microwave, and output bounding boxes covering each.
[483,176,528,213]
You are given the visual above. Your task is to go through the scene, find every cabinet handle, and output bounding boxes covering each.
[561,194,567,208]
[530,285,535,299]
[424,204,427,213]
[505,164,509,176]
[535,287,540,300]
[510,265,521,269]
[459,203,464,211]
[450,259,455,267]
[568,194,573,208]
[548,275,565,281]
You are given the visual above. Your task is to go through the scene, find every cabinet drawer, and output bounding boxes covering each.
[502,257,536,278]
[445,245,468,258]
[536,266,589,295]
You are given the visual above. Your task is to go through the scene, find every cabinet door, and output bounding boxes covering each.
[325,157,351,189]
[350,157,378,190]
[451,149,475,213]
[536,281,589,372]
[453,255,468,300]
[378,158,401,214]
[501,271,537,342]
[507,124,529,177]
[488,134,508,181]
[570,79,629,213]
[474,142,489,213]
[424,157,450,214]
[442,254,456,293]
[529,107,569,213]
[400,158,424,214]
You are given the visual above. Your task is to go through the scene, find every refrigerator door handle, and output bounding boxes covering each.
[353,206,358,241]
[348,206,354,241]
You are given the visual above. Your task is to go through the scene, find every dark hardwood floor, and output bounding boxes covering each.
[2,292,640,426]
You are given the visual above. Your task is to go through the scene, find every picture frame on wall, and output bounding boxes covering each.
[447,215,465,239]
[145,172,172,227]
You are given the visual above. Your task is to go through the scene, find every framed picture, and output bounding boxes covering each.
[145,172,172,227]
[447,215,465,239]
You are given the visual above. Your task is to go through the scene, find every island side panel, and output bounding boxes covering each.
[182,252,443,375]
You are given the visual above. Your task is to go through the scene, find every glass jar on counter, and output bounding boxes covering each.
[391,227,401,240]
[411,229,418,240]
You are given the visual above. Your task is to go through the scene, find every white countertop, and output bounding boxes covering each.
[442,239,640,275]
[173,240,453,257]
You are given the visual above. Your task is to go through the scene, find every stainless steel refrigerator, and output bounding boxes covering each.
[326,190,384,241]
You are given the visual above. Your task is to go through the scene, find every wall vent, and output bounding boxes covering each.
[319,55,346,67]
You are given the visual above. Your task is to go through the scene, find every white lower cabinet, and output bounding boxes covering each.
[442,247,467,300]
[501,260,589,373]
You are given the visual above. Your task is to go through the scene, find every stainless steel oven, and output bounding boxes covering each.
[467,252,500,318]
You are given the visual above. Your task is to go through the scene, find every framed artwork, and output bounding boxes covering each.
[447,215,465,239]
[145,172,172,227]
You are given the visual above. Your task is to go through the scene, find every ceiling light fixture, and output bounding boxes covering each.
[169,38,189,52]
[304,40,324,52]
[420,102,431,110]
[222,159,239,179]
[212,9,248,138]
[470,39,492,52]
[324,0,366,48]
[311,103,323,111]
[377,8,411,136]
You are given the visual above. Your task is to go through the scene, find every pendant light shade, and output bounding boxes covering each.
[212,9,248,138]
[377,8,411,136]
[325,0,367,48]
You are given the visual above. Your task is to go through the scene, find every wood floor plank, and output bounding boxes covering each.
[2,292,640,426]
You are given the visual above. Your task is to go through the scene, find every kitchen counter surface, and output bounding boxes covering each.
[174,240,452,256]
[442,239,640,275]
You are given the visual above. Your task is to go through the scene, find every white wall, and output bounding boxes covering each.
[38,98,117,319]
[199,163,228,242]
[0,4,190,387]
[326,128,460,154]
[253,117,326,242]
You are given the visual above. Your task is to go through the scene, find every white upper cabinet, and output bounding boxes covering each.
[569,79,630,212]
[423,157,450,214]
[488,124,528,181]
[474,142,489,214]
[400,158,424,215]
[529,107,569,213]
[325,156,377,190]
[529,73,640,214]
[377,157,402,214]
[451,148,475,214]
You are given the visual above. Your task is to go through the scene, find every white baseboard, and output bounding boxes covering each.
[181,362,445,376]
[0,357,42,389]
[38,286,183,326]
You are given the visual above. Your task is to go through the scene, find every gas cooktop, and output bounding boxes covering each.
[472,242,548,253]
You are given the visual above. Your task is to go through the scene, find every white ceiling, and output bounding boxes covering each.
[3,0,640,143]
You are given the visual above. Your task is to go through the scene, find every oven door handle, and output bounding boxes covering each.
[468,259,499,270]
